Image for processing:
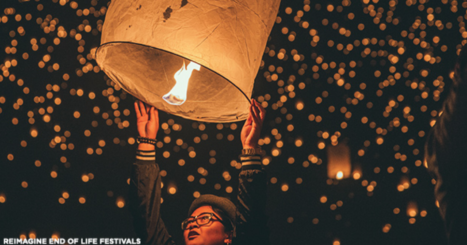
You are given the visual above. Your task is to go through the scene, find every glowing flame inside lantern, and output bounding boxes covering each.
[162,61,201,105]
[336,171,344,180]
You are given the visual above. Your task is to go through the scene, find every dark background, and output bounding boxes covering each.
[0,0,461,244]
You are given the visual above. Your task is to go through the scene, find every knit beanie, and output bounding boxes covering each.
[188,194,236,228]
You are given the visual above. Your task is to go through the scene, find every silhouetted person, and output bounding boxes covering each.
[425,45,467,245]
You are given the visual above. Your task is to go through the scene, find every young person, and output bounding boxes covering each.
[129,99,269,245]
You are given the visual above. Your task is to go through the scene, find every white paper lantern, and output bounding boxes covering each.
[96,0,281,122]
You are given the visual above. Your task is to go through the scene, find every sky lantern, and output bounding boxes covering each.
[407,201,418,217]
[96,0,281,122]
[327,141,352,180]
[352,163,362,180]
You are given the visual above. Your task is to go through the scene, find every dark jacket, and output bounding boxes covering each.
[129,149,268,245]
[425,52,467,245]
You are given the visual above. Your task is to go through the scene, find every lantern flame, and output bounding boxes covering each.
[336,171,344,180]
[163,61,201,105]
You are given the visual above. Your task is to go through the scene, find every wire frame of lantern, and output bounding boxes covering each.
[96,0,281,122]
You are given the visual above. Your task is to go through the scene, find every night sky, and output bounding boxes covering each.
[1,0,463,244]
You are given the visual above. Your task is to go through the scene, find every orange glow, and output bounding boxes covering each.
[163,61,200,105]
[79,197,86,204]
[353,172,361,180]
[320,196,327,203]
[30,129,38,137]
[116,197,125,208]
[407,201,418,217]
[272,148,280,156]
[382,224,392,233]
[327,142,351,179]
[62,192,69,199]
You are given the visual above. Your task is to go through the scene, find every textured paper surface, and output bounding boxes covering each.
[96,0,280,122]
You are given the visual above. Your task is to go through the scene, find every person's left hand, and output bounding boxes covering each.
[241,99,266,149]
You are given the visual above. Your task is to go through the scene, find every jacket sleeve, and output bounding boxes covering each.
[129,149,176,245]
[234,154,269,245]
[425,80,467,245]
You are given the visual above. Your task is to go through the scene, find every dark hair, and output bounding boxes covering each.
[211,206,234,232]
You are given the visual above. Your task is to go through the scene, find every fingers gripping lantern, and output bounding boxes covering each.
[96,0,281,122]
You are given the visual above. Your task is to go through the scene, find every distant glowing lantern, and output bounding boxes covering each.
[96,0,281,122]
[400,176,410,190]
[327,141,352,179]
[407,201,418,217]
[352,163,362,180]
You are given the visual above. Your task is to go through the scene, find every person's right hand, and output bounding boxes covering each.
[241,99,266,149]
[134,101,159,151]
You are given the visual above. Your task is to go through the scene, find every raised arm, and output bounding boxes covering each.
[129,101,176,245]
[235,99,269,245]
[135,100,158,152]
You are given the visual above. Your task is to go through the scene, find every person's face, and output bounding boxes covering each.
[183,206,231,245]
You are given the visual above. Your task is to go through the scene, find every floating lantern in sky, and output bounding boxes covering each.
[407,201,418,217]
[352,163,362,180]
[96,0,281,122]
[327,141,352,179]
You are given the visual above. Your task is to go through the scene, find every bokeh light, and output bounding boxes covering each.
[0,0,457,244]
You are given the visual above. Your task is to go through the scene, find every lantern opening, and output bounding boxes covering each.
[96,43,251,122]
[163,61,201,105]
